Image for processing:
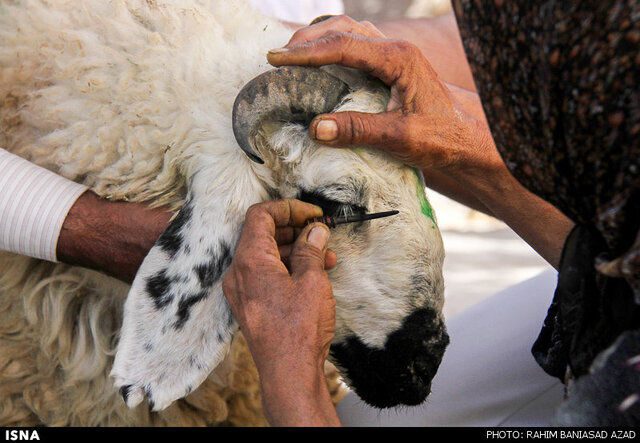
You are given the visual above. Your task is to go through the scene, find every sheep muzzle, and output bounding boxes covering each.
[330,308,449,408]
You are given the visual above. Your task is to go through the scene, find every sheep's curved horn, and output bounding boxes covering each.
[232,66,350,164]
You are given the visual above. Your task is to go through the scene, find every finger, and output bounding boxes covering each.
[360,20,384,37]
[309,14,336,25]
[268,33,418,87]
[233,200,322,271]
[310,110,413,152]
[289,222,330,277]
[325,249,338,270]
[275,226,295,245]
[280,244,338,270]
[243,199,323,240]
[278,244,292,271]
[278,244,293,260]
[287,15,384,48]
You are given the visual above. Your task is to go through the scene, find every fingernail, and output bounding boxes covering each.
[308,225,330,249]
[268,47,289,54]
[315,119,338,141]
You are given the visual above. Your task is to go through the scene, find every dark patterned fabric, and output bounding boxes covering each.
[451,0,640,423]
[452,0,639,294]
[531,225,640,379]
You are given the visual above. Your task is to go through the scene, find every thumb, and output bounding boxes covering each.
[310,111,406,148]
[289,222,330,277]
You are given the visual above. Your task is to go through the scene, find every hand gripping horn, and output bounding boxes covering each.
[232,66,350,164]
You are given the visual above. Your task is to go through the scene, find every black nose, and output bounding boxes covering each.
[330,308,449,408]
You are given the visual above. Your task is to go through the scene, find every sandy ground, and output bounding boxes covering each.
[441,227,552,317]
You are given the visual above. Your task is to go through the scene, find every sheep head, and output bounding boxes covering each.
[113,65,447,412]
[232,66,448,408]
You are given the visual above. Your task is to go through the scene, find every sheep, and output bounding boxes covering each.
[0,0,447,425]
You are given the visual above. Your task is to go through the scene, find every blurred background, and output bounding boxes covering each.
[344,0,453,20]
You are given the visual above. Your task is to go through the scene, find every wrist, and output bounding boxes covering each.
[258,353,325,387]
[57,191,170,282]
[57,191,103,268]
[260,362,326,396]
[58,191,127,277]
[260,364,339,426]
[440,109,514,203]
[461,146,525,212]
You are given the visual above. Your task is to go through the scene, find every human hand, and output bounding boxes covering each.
[57,191,172,283]
[222,199,340,426]
[267,15,501,176]
[266,17,574,269]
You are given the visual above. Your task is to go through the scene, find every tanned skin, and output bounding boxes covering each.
[57,190,171,283]
[222,199,341,426]
[55,15,574,426]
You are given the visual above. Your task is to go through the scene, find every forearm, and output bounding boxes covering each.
[259,364,340,427]
[468,166,573,268]
[425,85,573,268]
[57,191,170,283]
[426,159,573,269]
[0,149,170,280]
[423,167,573,269]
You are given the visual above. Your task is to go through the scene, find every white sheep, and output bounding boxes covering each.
[0,0,447,425]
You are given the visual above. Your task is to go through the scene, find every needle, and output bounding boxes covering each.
[308,210,400,228]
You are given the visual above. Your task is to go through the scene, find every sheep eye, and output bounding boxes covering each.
[298,190,366,218]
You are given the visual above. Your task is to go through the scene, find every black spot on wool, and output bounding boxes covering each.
[173,242,233,330]
[145,270,173,309]
[120,385,132,404]
[174,290,208,330]
[225,309,234,328]
[194,242,232,288]
[157,200,193,257]
[144,385,154,411]
[330,308,449,408]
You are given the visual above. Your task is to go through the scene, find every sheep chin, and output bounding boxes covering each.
[330,308,449,408]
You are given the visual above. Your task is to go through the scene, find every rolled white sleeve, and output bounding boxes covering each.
[0,148,88,262]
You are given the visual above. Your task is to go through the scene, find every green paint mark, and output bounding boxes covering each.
[413,169,436,223]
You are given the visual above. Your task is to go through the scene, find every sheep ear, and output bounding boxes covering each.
[111,172,250,411]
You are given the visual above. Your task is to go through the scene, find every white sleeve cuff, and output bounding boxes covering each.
[0,149,88,262]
